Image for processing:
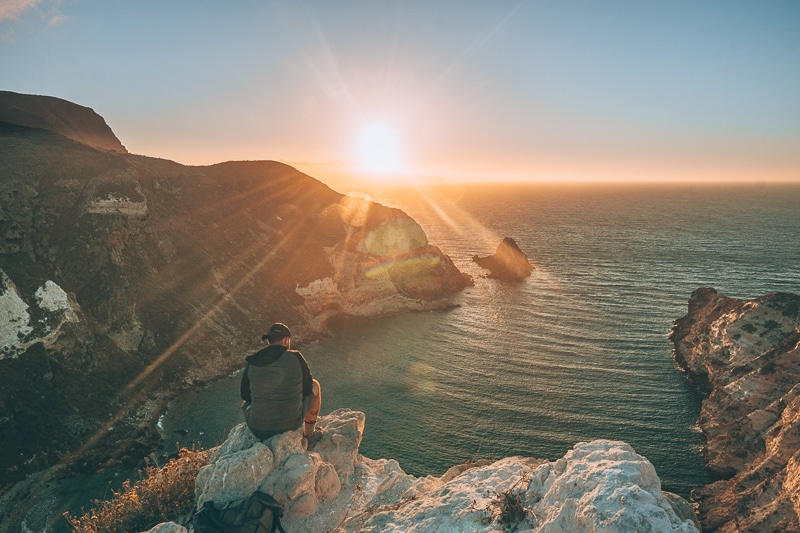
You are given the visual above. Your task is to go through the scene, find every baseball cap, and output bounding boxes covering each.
[264,322,291,341]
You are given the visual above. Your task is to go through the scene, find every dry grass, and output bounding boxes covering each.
[489,474,532,532]
[495,486,528,531]
[65,447,211,533]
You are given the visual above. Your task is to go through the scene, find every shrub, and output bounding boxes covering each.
[495,485,529,532]
[475,474,532,532]
[65,447,211,533]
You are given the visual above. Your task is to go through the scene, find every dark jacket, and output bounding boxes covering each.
[240,344,313,439]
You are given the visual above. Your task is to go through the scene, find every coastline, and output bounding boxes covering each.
[670,288,800,531]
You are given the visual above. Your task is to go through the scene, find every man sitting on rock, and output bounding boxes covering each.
[240,323,322,445]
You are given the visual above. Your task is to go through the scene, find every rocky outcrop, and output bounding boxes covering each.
[295,197,471,331]
[150,409,698,532]
[0,90,126,153]
[0,94,470,506]
[473,237,534,280]
[670,288,800,532]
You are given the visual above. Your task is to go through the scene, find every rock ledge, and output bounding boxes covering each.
[151,409,698,532]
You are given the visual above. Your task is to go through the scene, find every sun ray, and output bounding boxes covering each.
[395,185,563,291]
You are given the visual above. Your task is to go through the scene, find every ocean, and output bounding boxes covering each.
[160,182,800,499]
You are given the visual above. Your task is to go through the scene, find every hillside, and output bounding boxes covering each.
[0,90,126,153]
[0,94,471,505]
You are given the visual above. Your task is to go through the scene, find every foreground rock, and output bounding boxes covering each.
[148,409,698,533]
[473,237,534,280]
[670,288,800,532]
[0,93,469,529]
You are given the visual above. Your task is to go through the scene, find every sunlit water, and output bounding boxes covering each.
[161,182,800,498]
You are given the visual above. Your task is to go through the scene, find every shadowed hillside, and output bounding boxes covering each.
[0,91,126,153]
[0,96,470,504]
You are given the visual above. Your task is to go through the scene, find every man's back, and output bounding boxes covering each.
[242,345,308,438]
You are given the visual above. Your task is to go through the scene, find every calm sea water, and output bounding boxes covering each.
[161,182,800,498]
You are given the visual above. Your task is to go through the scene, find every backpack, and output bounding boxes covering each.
[192,490,287,533]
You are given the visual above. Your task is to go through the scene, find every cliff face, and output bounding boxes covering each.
[0,95,470,492]
[670,288,800,532]
[147,410,699,533]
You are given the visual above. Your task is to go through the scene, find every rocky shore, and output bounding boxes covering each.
[670,288,800,532]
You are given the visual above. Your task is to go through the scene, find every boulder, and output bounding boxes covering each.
[473,237,534,280]
[143,523,187,533]
[194,408,364,527]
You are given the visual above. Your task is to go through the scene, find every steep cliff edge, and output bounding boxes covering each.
[0,95,470,499]
[143,410,699,533]
[670,288,800,532]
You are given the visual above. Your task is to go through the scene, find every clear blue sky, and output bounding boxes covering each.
[2,1,799,183]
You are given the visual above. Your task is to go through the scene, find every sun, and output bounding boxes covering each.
[357,122,403,175]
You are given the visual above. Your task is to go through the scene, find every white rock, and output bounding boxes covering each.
[1,272,79,359]
[343,440,698,533]
[267,428,307,466]
[0,271,32,358]
[85,194,148,216]
[313,408,365,479]
[142,522,186,533]
[195,442,274,506]
[532,440,697,532]
[214,421,259,458]
[194,409,363,521]
[35,280,72,314]
[194,412,698,533]
[295,277,337,300]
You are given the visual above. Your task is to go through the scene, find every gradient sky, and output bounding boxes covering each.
[2,1,799,184]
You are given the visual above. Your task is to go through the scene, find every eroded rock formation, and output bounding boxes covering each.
[473,237,534,280]
[150,409,699,533]
[670,288,800,532]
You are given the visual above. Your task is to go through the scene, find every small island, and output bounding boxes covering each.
[472,237,534,281]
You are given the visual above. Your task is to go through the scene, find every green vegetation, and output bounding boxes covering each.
[65,448,211,533]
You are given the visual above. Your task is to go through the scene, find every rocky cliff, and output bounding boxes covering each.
[670,288,800,532]
[148,409,699,533]
[0,91,126,153]
[0,94,470,501]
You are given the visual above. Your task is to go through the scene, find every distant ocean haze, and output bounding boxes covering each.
[161,182,800,499]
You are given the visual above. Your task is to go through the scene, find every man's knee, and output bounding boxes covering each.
[305,379,322,423]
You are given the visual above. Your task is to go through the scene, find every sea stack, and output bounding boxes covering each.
[472,237,534,281]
